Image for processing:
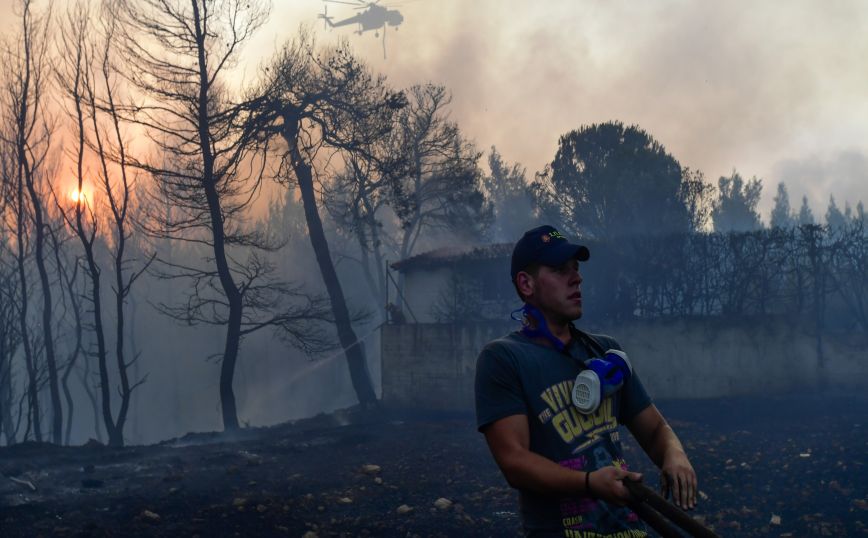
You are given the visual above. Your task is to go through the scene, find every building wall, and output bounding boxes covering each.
[380,319,868,411]
[401,268,451,323]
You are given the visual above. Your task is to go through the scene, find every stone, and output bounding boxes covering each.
[396,504,413,514]
[140,510,161,523]
[433,498,452,510]
[361,464,381,474]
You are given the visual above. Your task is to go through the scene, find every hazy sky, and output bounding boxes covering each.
[4,0,868,221]
[255,0,868,222]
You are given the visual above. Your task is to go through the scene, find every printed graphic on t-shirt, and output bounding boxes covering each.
[537,380,646,537]
[537,380,619,452]
[557,455,646,538]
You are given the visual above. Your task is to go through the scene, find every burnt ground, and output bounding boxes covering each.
[1,391,866,537]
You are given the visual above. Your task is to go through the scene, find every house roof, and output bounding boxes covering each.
[391,243,513,273]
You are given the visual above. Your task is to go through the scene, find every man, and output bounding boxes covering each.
[475,225,697,537]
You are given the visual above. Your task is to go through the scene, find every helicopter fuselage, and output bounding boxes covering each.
[323,5,403,33]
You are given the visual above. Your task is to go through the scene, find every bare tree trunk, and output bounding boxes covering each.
[50,228,83,446]
[128,292,141,442]
[0,371,14,444]
[14,181,40,442]
[282,118,377,407]
[187,0,245,431]
[362,200,388,311]
[65,37,114,446]
[0,316,17,444]
[76,351,102,443]
[6,0,48,443]
[23,169,62,444]
[352,203,383,315]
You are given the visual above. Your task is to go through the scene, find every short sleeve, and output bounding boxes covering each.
[619,372,652,424]
[593,334,652,424]
[474,344,528,432]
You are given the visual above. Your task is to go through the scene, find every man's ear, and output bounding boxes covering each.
[516,271,534,299]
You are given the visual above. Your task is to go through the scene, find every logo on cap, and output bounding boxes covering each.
[541,234,551,243]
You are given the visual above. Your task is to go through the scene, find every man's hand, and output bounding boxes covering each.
[626,405,698,511]
[660,449,696,510]
[587,466,643,506]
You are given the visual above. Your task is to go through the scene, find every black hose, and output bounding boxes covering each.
[629,501,685,538]
[623,478,720,538]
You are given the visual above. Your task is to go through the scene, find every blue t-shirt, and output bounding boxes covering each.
[475,327,652,538]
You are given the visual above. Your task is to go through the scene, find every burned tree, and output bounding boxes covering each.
[321,104,407,316]
[54,4,120,447]
[389,84,491,263]
[0,0,59,443]
[320,82,492,311]
[255,35,409,408]
[48,224,86,446]
[0,237,22,445]
[116,1,333,431]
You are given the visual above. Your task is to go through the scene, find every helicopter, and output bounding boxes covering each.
[319,0,405,58]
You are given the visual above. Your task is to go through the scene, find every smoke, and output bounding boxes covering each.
[277,1,868,224]
[771,150,868,220]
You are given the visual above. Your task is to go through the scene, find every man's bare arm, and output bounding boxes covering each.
[483,414,642,506]
[626,404,697,510]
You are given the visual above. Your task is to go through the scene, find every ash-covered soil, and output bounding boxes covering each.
[1,391,866,537]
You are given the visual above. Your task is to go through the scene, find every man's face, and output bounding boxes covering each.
[523,258,583,323]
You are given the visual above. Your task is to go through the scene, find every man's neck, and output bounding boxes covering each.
[547,321,572,348]
[528,309,572,349]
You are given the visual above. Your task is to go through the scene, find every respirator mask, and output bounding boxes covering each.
[571,349,633,414]
[511,303,632,414]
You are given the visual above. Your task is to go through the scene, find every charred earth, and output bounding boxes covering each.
[1,391,866,537]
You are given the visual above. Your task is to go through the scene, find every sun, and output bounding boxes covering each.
[69,188,89,204]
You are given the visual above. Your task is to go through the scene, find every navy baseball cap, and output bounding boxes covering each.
[510,225,590,280]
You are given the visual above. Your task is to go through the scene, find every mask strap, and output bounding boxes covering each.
[512,303,566,351]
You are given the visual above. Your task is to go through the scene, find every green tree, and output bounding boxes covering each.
[825,195,847,230]
[855,202,866,230]
[679,167,716,232]
[770,182,796,229]
[481,146,534,242]
[711,171,763,232]
[532,121,691,240]
[798,196,815,226]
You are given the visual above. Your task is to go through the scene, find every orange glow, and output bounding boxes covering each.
[69,187,92,206]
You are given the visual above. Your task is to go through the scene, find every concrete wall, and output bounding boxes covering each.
[402,268,451,323]
[380,319,868,411]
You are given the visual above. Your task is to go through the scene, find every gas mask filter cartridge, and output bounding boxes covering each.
[571,349,633,414]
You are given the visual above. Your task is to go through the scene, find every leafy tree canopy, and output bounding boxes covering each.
[711,170,763,232]
[770,182,796,229]
[798,195,815,226]
[531,121,692,240]
[826,195,847,230]
[481,146,534,243]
